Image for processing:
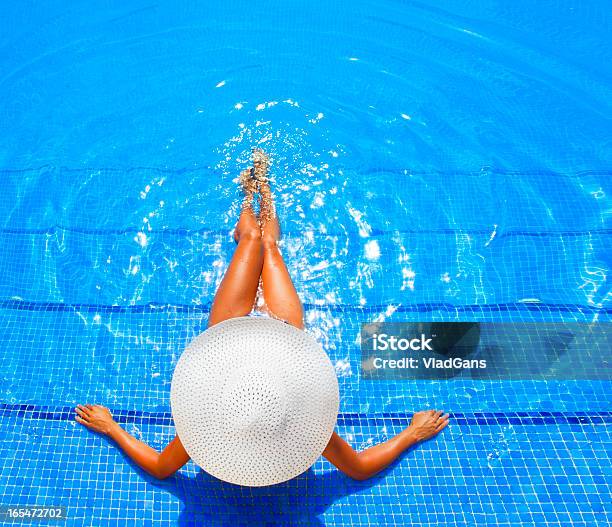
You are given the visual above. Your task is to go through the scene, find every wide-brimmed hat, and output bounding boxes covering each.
[171,317,339,486]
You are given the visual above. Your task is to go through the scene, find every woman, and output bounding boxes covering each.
[75,149,449,481]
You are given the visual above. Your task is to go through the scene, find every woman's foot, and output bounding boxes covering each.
[252,148,277,225]
[252,147,270,185]
[239,168,258,211]
[235,148,277,243]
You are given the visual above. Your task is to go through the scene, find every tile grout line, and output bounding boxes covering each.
[1,225,611,237]
[1,299,610,315]
[1,403,610,426]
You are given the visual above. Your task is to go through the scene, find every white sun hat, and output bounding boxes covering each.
[170,316,339,486]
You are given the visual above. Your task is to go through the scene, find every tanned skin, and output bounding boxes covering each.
[75,149,449,481]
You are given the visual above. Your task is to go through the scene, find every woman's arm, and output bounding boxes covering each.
[322,410,449,481]
[75,404,190,479]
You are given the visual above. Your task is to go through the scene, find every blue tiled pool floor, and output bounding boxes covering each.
[0,298,610,525]
[1,0,611,523]
[0,408,609,526]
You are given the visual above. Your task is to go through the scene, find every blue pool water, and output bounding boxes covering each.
[0,1,610,525]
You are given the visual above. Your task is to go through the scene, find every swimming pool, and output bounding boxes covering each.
[0,0,610,525]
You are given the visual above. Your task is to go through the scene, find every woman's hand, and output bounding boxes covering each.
[75,404,190,479]
[323,409,451,481]
[75,404,117,435]
[407,410,449,442]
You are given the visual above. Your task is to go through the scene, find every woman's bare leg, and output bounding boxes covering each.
[254,150,305,329]
[208,173,264,327]
[261,219,304,329]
